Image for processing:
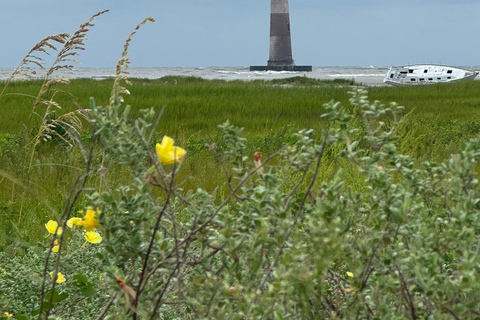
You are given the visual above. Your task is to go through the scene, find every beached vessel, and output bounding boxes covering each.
[383,65,478,86]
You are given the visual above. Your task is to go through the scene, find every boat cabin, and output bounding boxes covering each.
[384,65,477,86]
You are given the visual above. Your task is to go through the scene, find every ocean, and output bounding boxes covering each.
[0,66,390,86]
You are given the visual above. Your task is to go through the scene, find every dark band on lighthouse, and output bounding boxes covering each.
[250,0,311,72]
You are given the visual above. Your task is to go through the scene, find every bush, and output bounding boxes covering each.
[3,87,480,319]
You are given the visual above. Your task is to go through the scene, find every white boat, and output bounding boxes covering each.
[383,64,478,86]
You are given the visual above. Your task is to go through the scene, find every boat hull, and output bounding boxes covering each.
[383,65,478,86]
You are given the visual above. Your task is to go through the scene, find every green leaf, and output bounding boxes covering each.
[146,165,156,175]
[44,289,56,301]
[31,301,53,316]
[81,286,97,297]
[44,289,68,303]
[55,292,68,302]
[31,309,41,316]
[160,240,168,251]
[73,274,88,285]
[224,227,233,239]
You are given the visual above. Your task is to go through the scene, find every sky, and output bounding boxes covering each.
[1,0,480,68]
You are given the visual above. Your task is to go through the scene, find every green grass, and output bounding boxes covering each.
[370,81,480,120]
[0,77,353,137]
[2,76,480,249]
[3,77,479,139]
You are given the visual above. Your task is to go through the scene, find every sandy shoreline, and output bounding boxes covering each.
[354,76,386,86]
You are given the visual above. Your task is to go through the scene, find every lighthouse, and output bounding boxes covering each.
[250,0,312,72]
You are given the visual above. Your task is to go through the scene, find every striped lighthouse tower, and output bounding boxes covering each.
[250,0,312,72]
[268,0,294,66]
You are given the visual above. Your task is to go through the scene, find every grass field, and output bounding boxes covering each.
[2,75,480,318]
[2,77,480,249]
[2,77,480,139]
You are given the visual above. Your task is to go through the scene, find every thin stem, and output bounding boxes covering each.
[150,263,181,320]
[39,144,95,320]
[95,294,117,320]
[257,132,329,293]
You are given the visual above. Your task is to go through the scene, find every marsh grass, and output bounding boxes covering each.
[4,77,480,138]
[2,77,480,250]
[1,77,352,137]
[2,8,480,318]
[2,71,480,319]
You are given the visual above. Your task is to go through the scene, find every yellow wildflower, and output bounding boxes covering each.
[156,136,186,165]
[347,272,354,277]
[51,239,59,253]
[45,220,63,235]
[78,208,100,231]
[67,217,83,228]
[50,272,66,284]
[4,312,13,318]
[84,231,102,244]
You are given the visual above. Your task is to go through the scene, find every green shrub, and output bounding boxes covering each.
[3,87,480,319]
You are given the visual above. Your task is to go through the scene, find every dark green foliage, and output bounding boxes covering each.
[3,77,480,319]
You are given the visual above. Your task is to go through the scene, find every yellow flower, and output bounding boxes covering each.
[45,220,63,235]
[346,272,354,277]
[50,272,66,284]
[4,312,13,318]
[67,217,83,228]
[156,136,186,165]
[51,239,59,253]
[78,208,100,231]
[84,231,102,244]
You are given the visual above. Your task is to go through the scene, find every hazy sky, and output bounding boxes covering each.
[2,0,480,68]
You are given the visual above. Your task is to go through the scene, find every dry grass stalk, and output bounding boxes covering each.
[38,9,110,99]
[13,34,70,78]
[111,17,155,106]
[28,100,87,167]
[27,10,109,168]
[0,34,69,100]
